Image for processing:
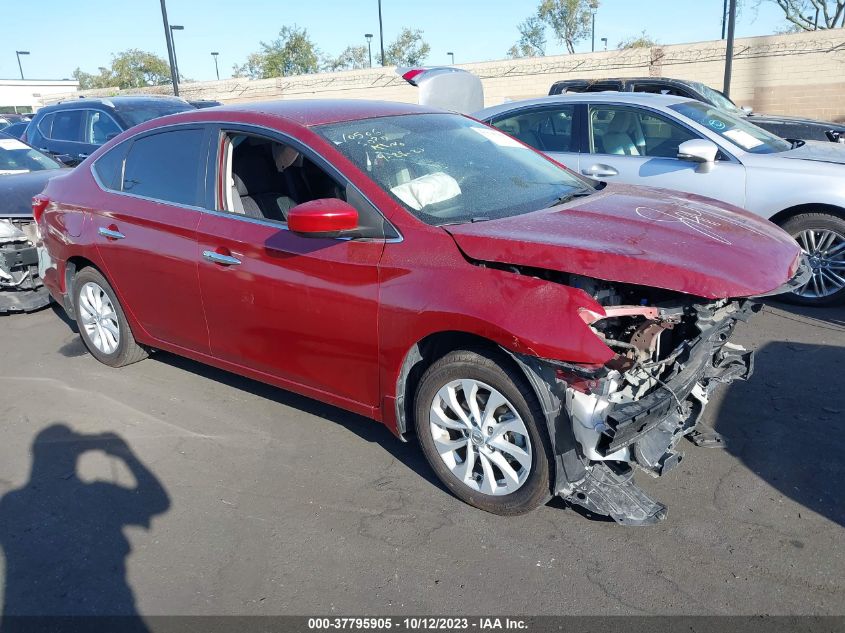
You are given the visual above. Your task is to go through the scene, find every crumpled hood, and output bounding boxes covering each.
[780,140,845,165]
[444,185,801,299]
[749,112,845,131]
[0,169,66,218]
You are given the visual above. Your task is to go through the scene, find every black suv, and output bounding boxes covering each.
[549,77,845,143]
[23,96,195,165]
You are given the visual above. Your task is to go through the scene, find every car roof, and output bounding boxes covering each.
[475,92,694,119]
[196,99,442,127]
[43,95,190,111]
[551,77,694,86]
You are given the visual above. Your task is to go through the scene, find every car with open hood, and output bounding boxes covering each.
[36,100,806,524]
[0,133,65,313]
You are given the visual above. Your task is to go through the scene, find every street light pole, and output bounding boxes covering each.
[590,0,598,52]
[721,0,728,39]
[159,0,180,95]
[377,0,385,66]
[15,51,29,80]
[211,51,220,80]
[170,25,184,82]
[447,52,454,65]
[723,0,737,98]
[365,34,373,68]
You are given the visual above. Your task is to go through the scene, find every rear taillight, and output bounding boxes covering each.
[32,195,49,223]
[401,68,426,85]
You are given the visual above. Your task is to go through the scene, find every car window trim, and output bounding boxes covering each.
[43,108,88,145]
[90,123,212,210]
[203,121,402,242]
[585,101,741,164]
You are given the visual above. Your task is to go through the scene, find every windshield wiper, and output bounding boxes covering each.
[546,188,594,209]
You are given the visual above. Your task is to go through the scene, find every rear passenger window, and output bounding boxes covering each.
[492,105,577,153]
[36,113,55,138]
[92,143,128,191]
[122,128,205,206]
[50,110,84,142]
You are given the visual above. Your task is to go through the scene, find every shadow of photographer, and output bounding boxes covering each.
[0,424,169,630]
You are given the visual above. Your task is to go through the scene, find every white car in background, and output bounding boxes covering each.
[474,93,845,306]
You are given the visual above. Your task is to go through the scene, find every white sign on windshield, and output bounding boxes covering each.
[723,129,764,150]
[0,138,30,151]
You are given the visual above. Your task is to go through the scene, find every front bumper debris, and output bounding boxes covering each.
[0,218,50,314]
[511,296,760,526]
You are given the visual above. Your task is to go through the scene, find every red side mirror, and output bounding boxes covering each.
[287,199,359,237]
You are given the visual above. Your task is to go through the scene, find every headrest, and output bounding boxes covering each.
[607,111,633,133]
[272,144,300,171]
[232,173,249,195]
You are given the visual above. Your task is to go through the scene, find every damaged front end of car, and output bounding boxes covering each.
[0,217,50,314]
[509,265,809,526]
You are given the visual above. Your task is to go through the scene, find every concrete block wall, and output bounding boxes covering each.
[48,29,845,121]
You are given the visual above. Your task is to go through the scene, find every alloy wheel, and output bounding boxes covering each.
[794,228,845,299]
[429,379,532,496]
[78,281,121,355]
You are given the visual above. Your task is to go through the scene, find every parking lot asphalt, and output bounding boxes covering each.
[0,301,843,616]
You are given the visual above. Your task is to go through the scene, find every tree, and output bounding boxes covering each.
[617,31,659,49]
[507,16,547,58]
[537,0,599,54]
[324,45,370,71]
[383,28,431,66]
[758,0,845,29]
[72,50,172,90]
[233,25,320,79]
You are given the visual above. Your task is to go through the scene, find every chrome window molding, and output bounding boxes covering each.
[89,119,404,244]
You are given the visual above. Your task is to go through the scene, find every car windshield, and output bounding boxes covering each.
[690,82,744,115]
[117,101,195,127]
[0,136,61,174]
[669,101,792,154]
[317,113,592,226]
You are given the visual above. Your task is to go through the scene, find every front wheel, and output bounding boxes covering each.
[414,349,553,515]
[73,267,148,367]
[780,212,845,307]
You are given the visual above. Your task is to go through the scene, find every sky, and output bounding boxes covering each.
[1,0,789,82]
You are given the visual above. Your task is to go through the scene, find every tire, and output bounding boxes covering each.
[72,267,148,367]
[778,212,845,307]
[414,349,553,515]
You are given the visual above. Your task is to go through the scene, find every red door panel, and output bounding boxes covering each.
[92,196,208,353]
[196,212,383,408]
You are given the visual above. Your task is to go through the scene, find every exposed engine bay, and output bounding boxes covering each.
[0,217,50,313]
[499,268,764,525]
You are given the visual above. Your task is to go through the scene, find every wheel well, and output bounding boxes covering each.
[768,204,845,227]
[394,331,525,438]
[63,256,101,314]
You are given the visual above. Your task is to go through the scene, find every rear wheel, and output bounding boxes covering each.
[414,349,552,515]
[780,212,845,307]
[73,267,147,367]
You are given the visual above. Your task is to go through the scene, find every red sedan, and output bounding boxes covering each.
[35,100,806,524]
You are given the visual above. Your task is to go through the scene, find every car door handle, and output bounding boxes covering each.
[97,227,125,240]
[581,164,619,178]
[203,250,242,266]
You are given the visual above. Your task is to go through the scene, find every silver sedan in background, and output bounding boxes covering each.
[475,93,845,306]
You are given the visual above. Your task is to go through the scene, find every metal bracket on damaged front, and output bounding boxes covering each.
[566,462,667,526]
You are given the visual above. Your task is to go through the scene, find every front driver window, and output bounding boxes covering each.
[590,105,697,158]
[87,111,122,145]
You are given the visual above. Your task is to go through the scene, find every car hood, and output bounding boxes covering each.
[749,113,845,131]
[779,140,845,165]
[0,169,65,217]
[444,185,801,299]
